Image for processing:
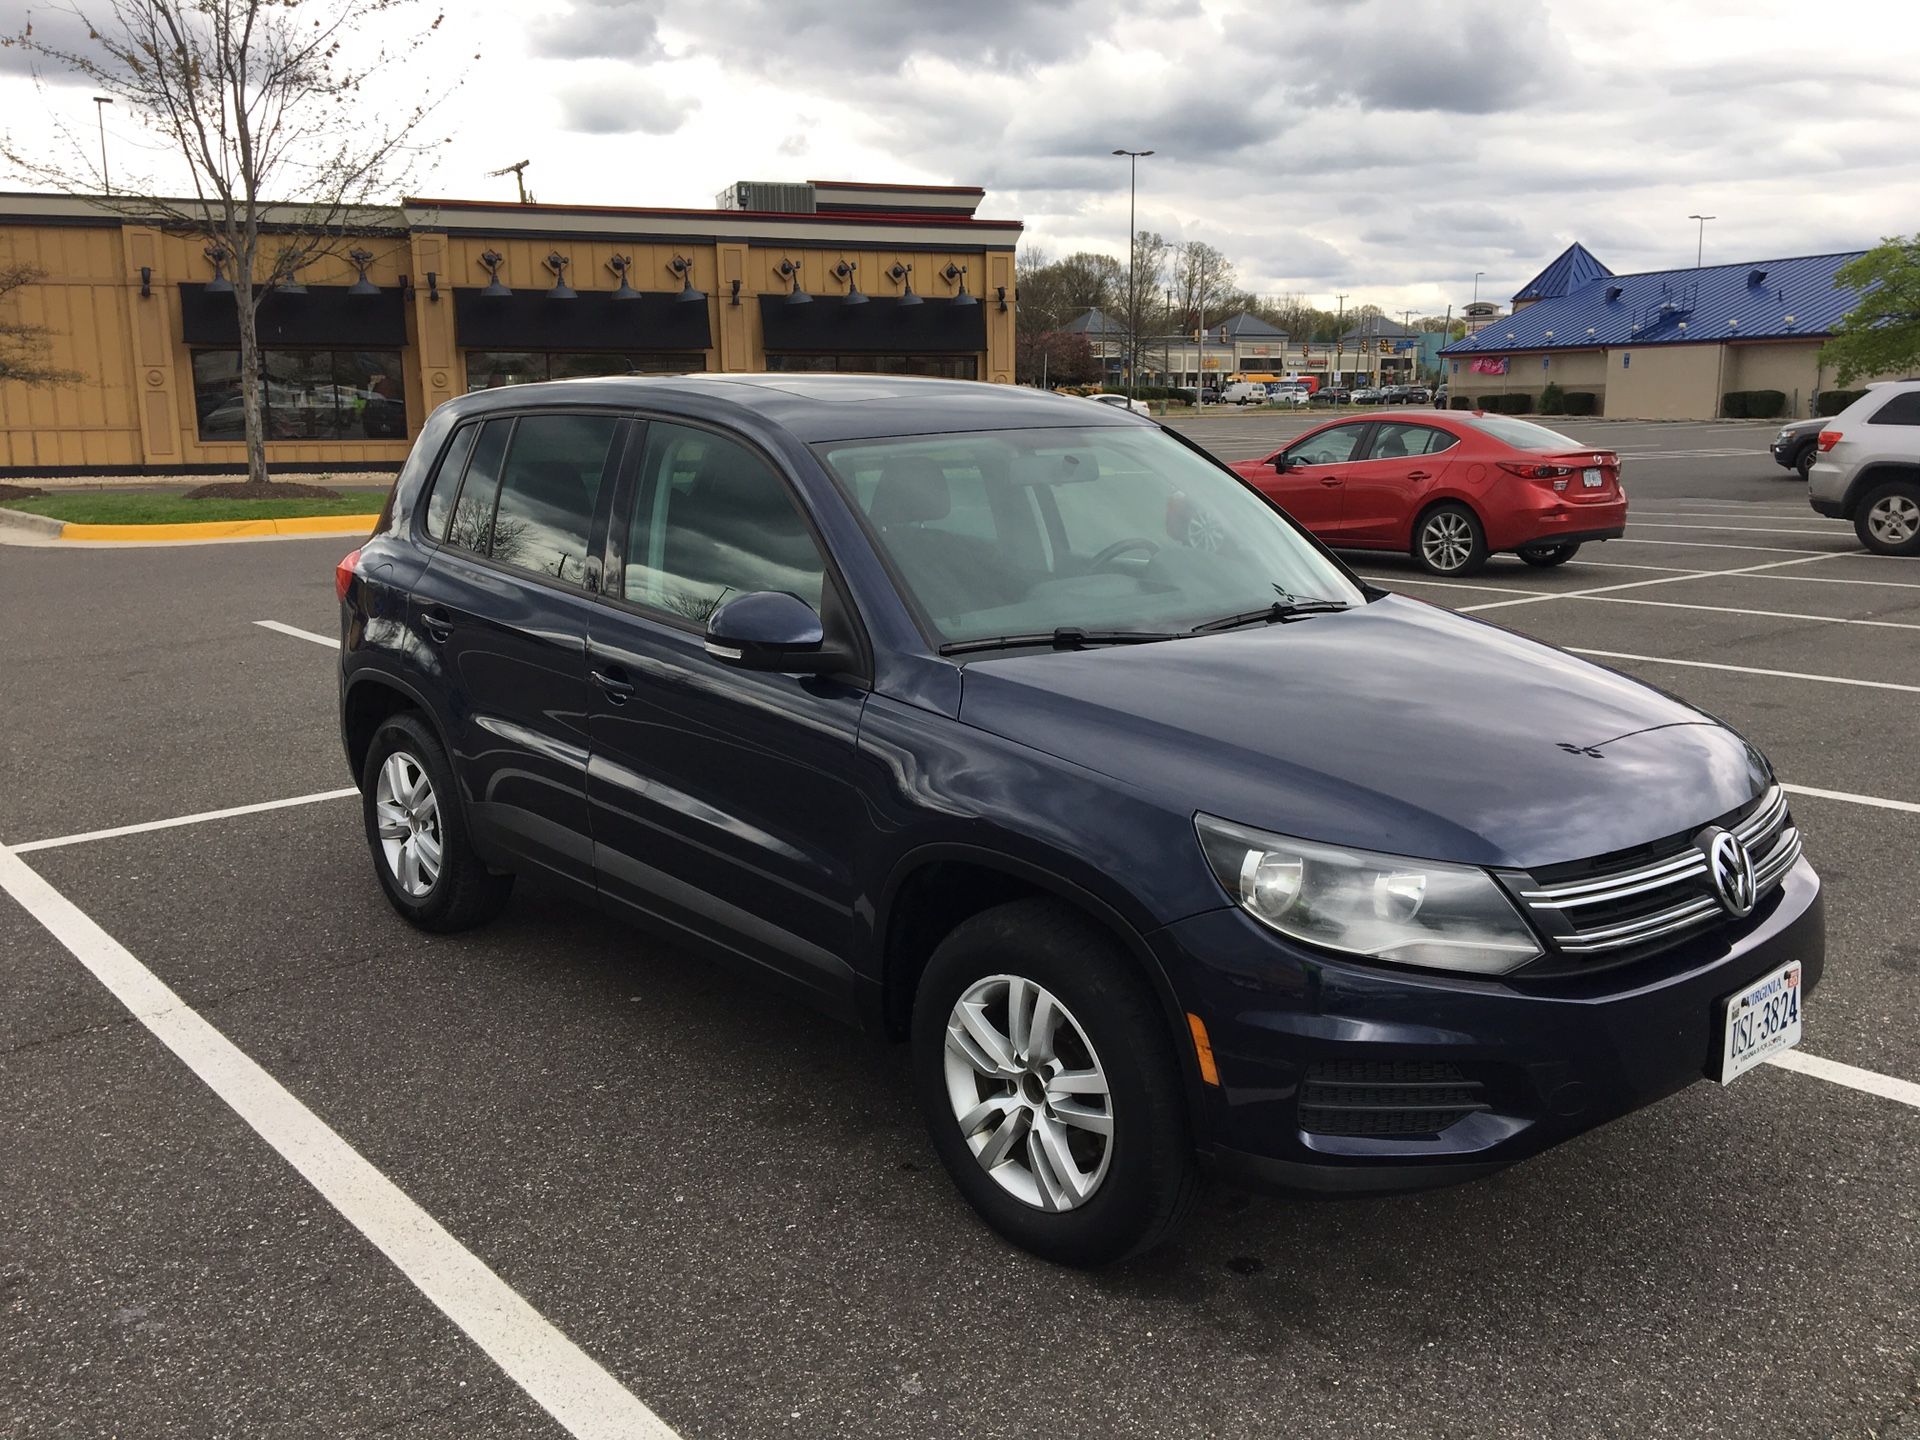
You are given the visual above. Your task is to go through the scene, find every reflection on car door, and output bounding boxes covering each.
[585,419,870,1015]
[1341,421,1460,545]
[1265,421,1371,534]
[408,411,628,887]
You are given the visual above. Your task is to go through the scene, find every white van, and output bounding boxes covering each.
[1221,382,1268,406]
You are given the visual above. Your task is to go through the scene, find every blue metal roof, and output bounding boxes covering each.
[1442,249,1868,355]
[1513,242,1611,303]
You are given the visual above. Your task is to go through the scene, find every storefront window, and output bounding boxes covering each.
[764,354,979,379]
[464,352,708,391]
[191,349,407,442]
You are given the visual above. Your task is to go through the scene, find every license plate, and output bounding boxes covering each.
[1716,960,1803,1084]
[1582,468,1604,487]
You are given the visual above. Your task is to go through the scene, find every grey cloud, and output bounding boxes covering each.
[527,0,664,62]
[555,77,698,134]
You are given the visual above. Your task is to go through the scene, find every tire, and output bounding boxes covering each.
[361,712,513,932]
[1412,503,1489,576]
[1518,541,1582,568]
[1854,480,1920,557]
[1793,443,1815,482]
[910,898,1201,1266]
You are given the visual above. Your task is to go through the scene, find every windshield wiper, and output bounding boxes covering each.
[938,627,1181,656]
[1188,597,1351,634]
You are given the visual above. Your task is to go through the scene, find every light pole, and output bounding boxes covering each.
[1333,293,1347,390]
[1472,271,1484,306]
[93,96,113,191]
[1112,148,1152,401]
[1688,213,1716,267]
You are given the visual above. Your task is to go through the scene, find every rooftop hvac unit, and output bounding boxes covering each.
[715,182,816,214]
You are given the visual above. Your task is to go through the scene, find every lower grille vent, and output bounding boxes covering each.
[1299,1060,1489,1138]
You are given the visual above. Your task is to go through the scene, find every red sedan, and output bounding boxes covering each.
[1229,410,1627,575]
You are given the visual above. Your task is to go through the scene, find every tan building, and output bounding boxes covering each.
[0,180,1020,474]
[1442,243,1897,420]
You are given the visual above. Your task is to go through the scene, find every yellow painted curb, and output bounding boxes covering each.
[59,513,381,542]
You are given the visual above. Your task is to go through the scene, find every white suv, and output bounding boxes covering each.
[1807,380,1920,555]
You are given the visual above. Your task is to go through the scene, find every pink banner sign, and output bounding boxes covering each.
[1470,357,1509,375]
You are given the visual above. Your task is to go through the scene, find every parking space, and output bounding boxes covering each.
[4,419,1918,1438]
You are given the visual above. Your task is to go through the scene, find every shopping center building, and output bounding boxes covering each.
[0,179,1020,473]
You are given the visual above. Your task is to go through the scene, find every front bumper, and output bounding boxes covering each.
[1152,857,1823,1196]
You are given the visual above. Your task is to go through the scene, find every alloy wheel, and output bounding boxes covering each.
[374,750,442,898]
[1186,507,1226,552]
[1867,493,1919,547]
[1421,512,1475,572]
[942,975,1114,1212]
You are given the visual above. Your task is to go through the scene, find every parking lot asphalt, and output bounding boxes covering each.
[3,418,1917,1439]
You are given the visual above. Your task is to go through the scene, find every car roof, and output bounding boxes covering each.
[429,373,1139,443]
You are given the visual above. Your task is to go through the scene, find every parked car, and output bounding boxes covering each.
[1806,380,1920,554]
[1769,416,1825,481]
[1268,382,1311,408]
[1316,387,1353,406]
[1349,387,1387,405]
[1220,381,1268,406]
[337,376,1817,1265]
[1434,385,1449,409]
[1231,409,1627,575]
[1087,392,1153,417]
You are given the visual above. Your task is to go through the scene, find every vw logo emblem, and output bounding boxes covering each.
[1700,827,1757,917]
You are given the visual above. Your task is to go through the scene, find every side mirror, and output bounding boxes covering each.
[704,591,841,674]
[1270,453,1293,473]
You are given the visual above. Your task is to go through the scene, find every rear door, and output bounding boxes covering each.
[1340,420,1461,544]
[408,410,627,887]
[585,419,870,1012]
[1262,421,1372,535]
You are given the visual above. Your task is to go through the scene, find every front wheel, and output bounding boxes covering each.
[911,899,1200,1266]
[1413,503,1489,576]
[1855,481,1920,556]
[1793,444,1815,481]
[1518,541,1581,568]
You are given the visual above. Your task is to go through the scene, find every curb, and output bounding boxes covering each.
[0,507,65,537]
[54,513,381,542]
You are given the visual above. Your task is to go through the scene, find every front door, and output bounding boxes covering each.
[586,419,869,1011]
[1340,420,1461,545]
[1265,421,1372,536]
[408,410,628,887]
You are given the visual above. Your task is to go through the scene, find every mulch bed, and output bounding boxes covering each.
[180,479,343,500]
[0,482,46,501]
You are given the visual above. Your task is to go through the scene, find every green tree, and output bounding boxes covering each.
[1822,234,1920,385]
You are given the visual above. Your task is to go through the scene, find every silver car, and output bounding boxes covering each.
[1806,381,1920,555]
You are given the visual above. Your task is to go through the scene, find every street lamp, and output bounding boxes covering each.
[92,96,113,191]
[1688,213,1716,268]
[1112,148,1153,402]
[1472,271,1484,306]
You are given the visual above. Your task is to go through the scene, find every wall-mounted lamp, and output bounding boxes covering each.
[1675,320,1688,332]
[888,261,922,306]
[398,275,416,302]
[729,278,742,307]
[1782,314,1796,328]
[1727,318,1739,329]
[425,271,440,302]
[833,260,867,305]
[347,247,379,297]
[995,285,1008,313]
[607,254,640,300]
[479,248,511,298]
[138,265,152,299]
[668,253,705,304]
[1543,329,1553,340]
[545,251,576,300]
[940,261,977,306]
[1586,327,1595,337]
[204,243,233,294]
[777,258,811,305]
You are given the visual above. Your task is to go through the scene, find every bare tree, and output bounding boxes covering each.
[1167,241,1236,334]
[0,264,83,385]
[1118,229,1169,390]
[4,0,457,486]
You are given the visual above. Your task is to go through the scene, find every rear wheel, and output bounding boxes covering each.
[1518,541,1581,568]
[362,713,513,932]
[1412,503,1489,576]
[1855,480,1920,556]
[910,898,1200,1266]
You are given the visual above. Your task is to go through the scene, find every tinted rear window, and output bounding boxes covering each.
[1465,415,1584,452]
[1868,391,1920,426]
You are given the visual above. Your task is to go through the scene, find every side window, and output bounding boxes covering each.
[1868,392,1920,426]
[445,418,512,555]
[1287,424,1366,466]
[1369,422,1458,459]
[486,414,621,586]
[622,422,826,623]
[423,423,480,541]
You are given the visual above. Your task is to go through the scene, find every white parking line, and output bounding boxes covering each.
[1630,521,1850,537]
[254,619,339,648]
[9,788,359,853]
[1567,649,1920,693]
[1560,559,1710,573]
[0,846,681,1440]
[1357,575,1553,596]
[1782,783,1920,815]
[1461,552,1835,613]
[1579,595,1920,631]
[1631,511,1840,524]
[1741,571,1920,591]
[1768,1050,1920,1111]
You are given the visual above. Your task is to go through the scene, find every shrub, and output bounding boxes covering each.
[1817,389,1867,416]
[1721,390,1750,418]
[1450,396,1474,409]
[1561,391,1599,416]
[1539,382,1566,415]
[1476,394,1503,410]
[1504,393,1534,414]
[1746,389,1785,418]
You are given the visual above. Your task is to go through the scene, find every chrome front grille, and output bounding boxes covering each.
[1514,786,1801,958]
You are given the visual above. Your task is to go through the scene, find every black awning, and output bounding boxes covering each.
[451,290,712,351]
[178,283,408,347]
[759,295,986,355]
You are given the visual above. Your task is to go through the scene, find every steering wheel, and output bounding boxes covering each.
[1090,537,1160,569]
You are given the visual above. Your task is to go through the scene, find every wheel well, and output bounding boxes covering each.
[342,679,426,785]
[1411,495,1478,540]
[1843,464,1920,517]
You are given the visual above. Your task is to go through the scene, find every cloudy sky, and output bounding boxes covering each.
[7,0,1918,315]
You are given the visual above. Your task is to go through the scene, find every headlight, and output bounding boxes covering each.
[1195,815,1543,975]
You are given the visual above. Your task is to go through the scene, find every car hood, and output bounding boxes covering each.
[957,594,1768,870]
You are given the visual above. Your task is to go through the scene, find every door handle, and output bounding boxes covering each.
[1319,476,1343,486]
[1406,470,1432,480]
[591,667,637,704]
[419,607,453,642]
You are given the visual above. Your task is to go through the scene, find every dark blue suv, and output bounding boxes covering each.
[338,374,1822,1265]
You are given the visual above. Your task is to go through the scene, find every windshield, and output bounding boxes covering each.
[817,426,1365,645]
[1465,414,1585,452]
